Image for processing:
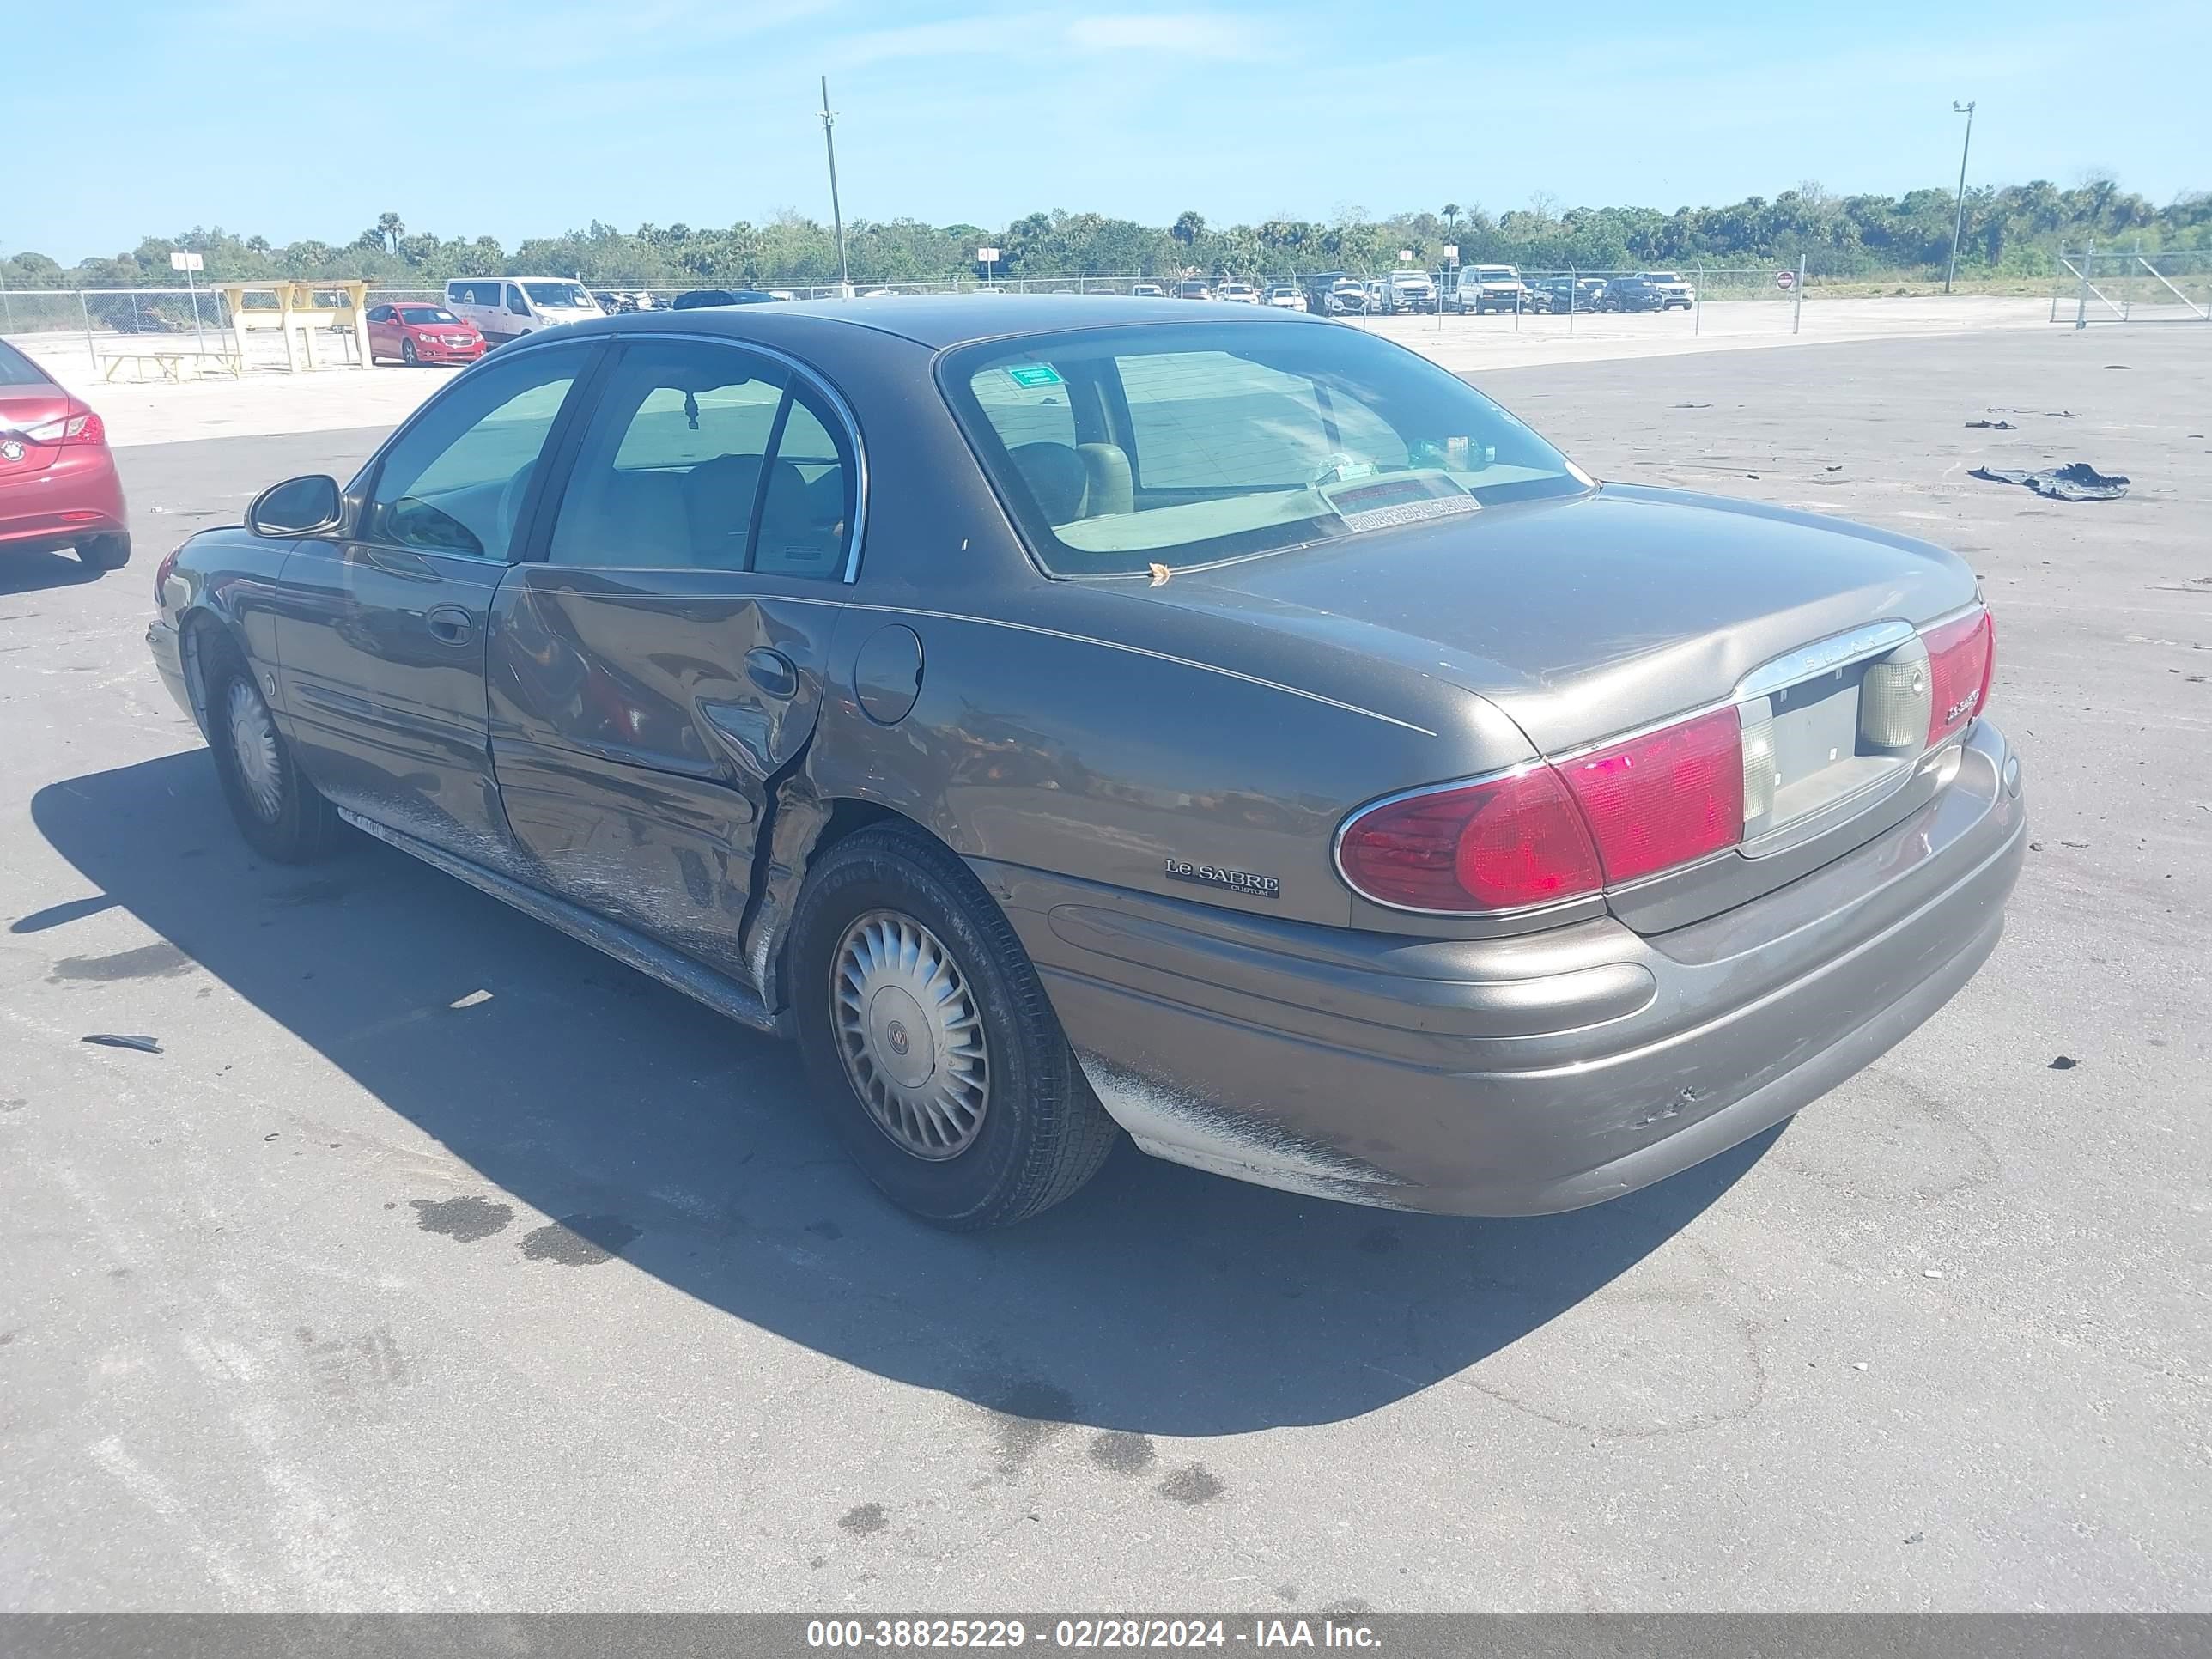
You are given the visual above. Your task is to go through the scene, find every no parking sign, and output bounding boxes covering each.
[1776,268,1796,290]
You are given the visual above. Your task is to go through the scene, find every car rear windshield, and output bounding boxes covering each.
[942,322,1587,578]
[398,307,458,324]
[522,282,593,308]
[0,340,52,386]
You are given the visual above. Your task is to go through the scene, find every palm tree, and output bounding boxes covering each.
[1171,210,1206,248]
[376,211,405,257]
[1442,203,1462,233]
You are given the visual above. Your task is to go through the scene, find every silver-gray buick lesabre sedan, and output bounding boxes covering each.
[146,296,2023,1228]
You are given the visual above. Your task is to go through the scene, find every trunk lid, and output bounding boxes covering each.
[1150,483,1983,929]
[0,388,74,476]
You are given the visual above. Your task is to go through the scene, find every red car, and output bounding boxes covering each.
[366,302,486,366]
[0,339,129,571]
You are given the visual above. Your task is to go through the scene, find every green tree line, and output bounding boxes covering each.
[7,178,2206,294]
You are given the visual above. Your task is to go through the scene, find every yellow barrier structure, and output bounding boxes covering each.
[214,280,373,372]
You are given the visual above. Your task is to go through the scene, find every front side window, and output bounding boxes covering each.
[523,281,592,310]
[363,343,587,559]
[943,323,1585,578]
[546,339,854,577]
[507,285,531,315]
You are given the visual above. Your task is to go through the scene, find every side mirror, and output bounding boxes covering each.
[247,475,343,538]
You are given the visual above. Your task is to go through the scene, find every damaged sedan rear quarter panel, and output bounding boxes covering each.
[149,296,2024,1225]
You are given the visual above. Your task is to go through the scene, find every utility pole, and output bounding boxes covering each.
[1945,100,1976,295]
[820,75,851,296]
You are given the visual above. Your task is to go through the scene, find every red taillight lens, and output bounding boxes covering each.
[27,409,106,446]
[1558,708,1745,885]
[1337,765,1602,912]
[1923,607,1994,745]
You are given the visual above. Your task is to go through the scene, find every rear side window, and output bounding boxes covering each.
[943,322,1583,577]
[545,339,854,578]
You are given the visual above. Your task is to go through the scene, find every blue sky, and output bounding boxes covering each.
[10,1,2209,261]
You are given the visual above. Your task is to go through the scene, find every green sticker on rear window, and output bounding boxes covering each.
[1004,363,1064,389]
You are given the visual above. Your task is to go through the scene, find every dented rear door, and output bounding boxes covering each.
[485,335,856,983]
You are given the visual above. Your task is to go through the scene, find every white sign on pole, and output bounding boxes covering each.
[1775,268,1796,290]
[169,250,205,272]
[1397,249,1414,263]
[975,247,1000,264]
[1443,244,1460,262]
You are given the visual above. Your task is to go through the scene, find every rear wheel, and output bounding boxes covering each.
[205,655,338,863]
[790,824,1117,1229]
[76,533,130,571]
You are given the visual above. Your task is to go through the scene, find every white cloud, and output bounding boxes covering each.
[1065,11,1259,58]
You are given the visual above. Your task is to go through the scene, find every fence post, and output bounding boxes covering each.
[0,270,11,334]
[2075,238,2093,330]
[1695,264,1703,336]
[1569,268,1577,335]
[81,289,96,370]
[1793,256,1806,334]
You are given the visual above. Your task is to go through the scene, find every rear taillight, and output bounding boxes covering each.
[1338,708,1750,912]
[1336,765,1601,912]
[1923,607,1994,745]
[27,410,106,446]
[1557,708,1745,885]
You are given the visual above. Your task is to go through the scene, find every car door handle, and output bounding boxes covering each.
[426,605,475,647]
[744,647,799,700]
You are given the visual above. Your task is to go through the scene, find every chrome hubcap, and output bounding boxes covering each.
[226,679,283,823]
[832,910,989,1159]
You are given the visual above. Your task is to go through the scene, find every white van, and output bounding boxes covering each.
[443,277,603,345]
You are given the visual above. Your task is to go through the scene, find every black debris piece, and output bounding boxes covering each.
[1826,464,1844,471]
[1970,463,2130,502]
[1673,402,1711,410]
[2049,1055,2078,1071]
[82,1034,163,1054]
[2104,364,2131,370]
[1965,419,2016,430]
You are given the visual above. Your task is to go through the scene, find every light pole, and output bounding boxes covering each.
[819,75,851,295]
[1945,100,1976,295]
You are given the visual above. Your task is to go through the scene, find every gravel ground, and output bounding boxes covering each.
[0,326,2204,1613]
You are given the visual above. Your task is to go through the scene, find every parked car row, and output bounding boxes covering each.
[366,266,1705,370]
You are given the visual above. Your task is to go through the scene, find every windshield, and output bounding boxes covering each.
[0,340,52,387]
[522,282,594,309]
[1475,269,1517,280]
[1642,272,1683,283]
[398,307,459,325]
[943,323,1586,579]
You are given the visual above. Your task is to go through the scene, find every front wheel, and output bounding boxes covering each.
[790,825,1118,1229]
[402,339,419,366]
[207,658,339,863]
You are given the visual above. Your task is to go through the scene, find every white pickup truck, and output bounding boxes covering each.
[1447,264,1530,314]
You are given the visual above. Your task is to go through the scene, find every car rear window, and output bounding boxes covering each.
[942,323,1586,578]
[0,340,52,387]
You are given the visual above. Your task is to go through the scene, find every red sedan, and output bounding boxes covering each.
[367,302,486,366]
[0,339,129,571]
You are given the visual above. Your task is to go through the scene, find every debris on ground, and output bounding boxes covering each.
[1987,407,2076,418]
[1970,463,2130,501]
[1673,402,1711,410]
[450,989,493,1009]
[1966,419,2016,430]
[2050,1055,2079,1071]
[82,1034,162,1054]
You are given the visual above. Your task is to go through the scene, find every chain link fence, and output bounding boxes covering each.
[2046,246,2212,325]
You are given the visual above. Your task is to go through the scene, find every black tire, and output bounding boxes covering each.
[204,651,339,864]
[402,338,419,366]
[789,824,1118,1229]
[76,533,130,571]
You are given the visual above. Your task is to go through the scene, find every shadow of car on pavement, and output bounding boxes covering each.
[28,750,1780,1437]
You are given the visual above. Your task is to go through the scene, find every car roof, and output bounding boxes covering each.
[560,294,1322,351]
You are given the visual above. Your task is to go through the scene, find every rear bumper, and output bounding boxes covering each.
[0,447,128,551]
[986,718,2025,1216]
